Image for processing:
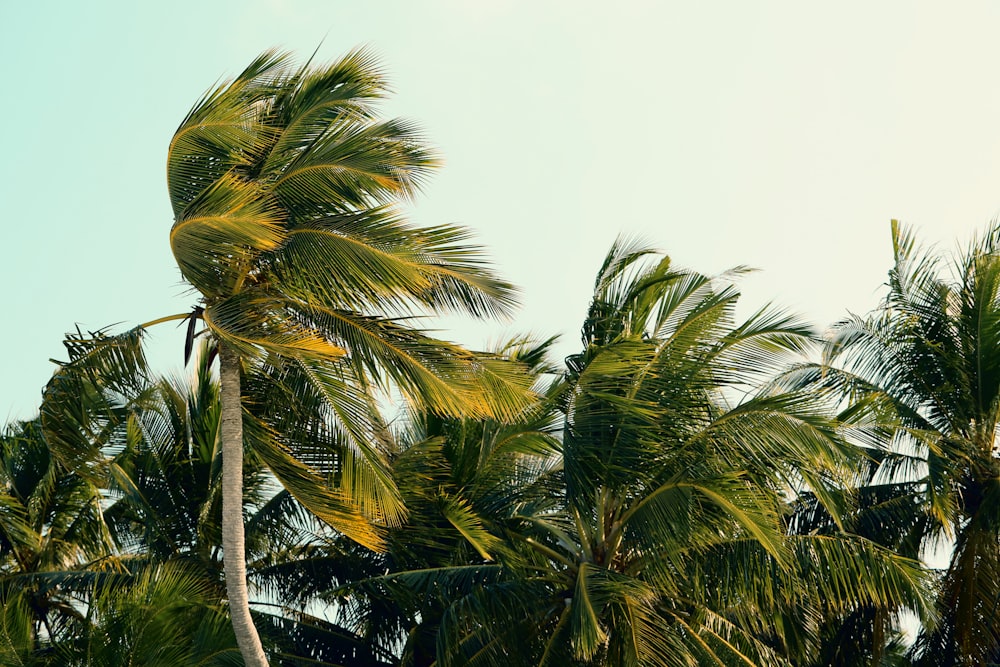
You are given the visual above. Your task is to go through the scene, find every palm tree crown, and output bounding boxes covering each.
[166,48,529,666]
[167,48,523,414]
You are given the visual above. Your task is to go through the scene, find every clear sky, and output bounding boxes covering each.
[3,1,1000,420]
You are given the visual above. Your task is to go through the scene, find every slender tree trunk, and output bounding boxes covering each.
[219,341,269,667]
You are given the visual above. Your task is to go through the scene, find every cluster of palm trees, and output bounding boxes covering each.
[3,48,1000,666]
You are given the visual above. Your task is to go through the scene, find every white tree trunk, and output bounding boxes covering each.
[219,342,269,667]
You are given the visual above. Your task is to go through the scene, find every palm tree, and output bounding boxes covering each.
[788,220,1000,666]
[523,239,930,665]
[163,48,527,666]
[782,460,932,665]
[49,565,242,667]
[0,328,136,660]
[0,418,112,660]
[102,343,228,581]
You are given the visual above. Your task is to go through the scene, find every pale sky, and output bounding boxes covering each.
[3,1,1000,420]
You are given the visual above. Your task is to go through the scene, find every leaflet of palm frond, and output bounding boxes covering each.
[437,493,501,561]
[682,607,790,667]
[713,305,816,381]
[796,535,934,621]
[1,420,49,506]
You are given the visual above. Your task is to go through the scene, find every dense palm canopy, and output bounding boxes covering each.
[0,332,244,665]
[0,417,112,661]
[3,229,976,666]
[12,43,1000,667]
[310,240,931,667]
[0,333,396,665]
[280,336,564,666]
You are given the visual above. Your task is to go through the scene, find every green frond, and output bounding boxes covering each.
[570,562,609,660]
[0,589,35,665]
[202,292,346,361]
[167,49,292,215]
[243,414,385,552]
[53,325,149,395]
[261,47,389,175]
[271,212,437,309]
[790,534,934,622]
[438,493,501,561]
[270,212,518,319]
[683,608,787,667]
[246,354,406,529]
[273,118,439,210]
[592,235,661,296]
[65,565,242,667]
[170,175,286,297]
[40,326,150,481]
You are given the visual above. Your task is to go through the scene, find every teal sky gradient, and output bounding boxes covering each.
[4,1,1000,420]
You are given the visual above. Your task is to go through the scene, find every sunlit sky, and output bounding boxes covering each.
[4,1,1000,420]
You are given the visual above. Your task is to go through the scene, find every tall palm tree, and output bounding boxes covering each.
[788,220,1000,666]
[164,49,527,666]
[517,239,930,665]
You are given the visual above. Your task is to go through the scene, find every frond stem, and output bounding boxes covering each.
[139,312,197,329]
[518,536,577,570]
